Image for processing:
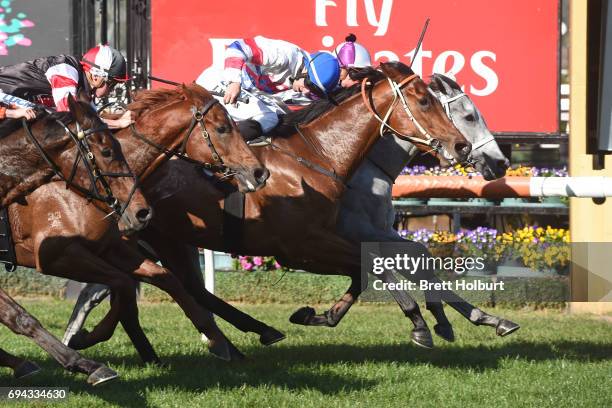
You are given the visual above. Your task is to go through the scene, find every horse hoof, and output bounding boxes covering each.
[434,324,455,342]
[13,361,41,379]
[496,319,520,337]
[411,328,434,349]
[260,327,286,346]
[67,328,90,350]
[208,340,233,362]
[87,366,119,386]
[289,306,316,325]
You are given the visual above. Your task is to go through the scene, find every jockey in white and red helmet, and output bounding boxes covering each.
[196,36,340,141]
[0,44,132,129]
[334,34,373,88]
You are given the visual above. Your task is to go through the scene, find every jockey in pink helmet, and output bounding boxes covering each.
[334,34,373,88]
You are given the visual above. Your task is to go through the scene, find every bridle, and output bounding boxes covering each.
[128,97,235,180]
[22,117,136,217]
[435,91,496,152]
[360,72,464,165]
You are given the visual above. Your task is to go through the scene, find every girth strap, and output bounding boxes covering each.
[0,207,17,272]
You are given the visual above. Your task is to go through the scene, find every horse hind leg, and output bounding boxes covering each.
[431,277,520,337]
[0,288,117,385]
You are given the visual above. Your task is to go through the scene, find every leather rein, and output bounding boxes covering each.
[128,98,236,181]
[22,117,136,217]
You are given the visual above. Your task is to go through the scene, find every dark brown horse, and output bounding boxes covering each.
[0,95,150,384]
[0,95,151,231]
[7,84,280,366]
[65,62,475,358]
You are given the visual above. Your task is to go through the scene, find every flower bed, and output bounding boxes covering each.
[400,226,570,273]
[400,165,568,177]
[234,227,570,274]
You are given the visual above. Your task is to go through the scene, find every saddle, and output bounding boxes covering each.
[0,207,17,272]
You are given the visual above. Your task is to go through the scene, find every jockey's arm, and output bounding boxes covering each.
[222,37,302,104]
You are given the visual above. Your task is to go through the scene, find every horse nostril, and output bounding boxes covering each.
[497,159,510,169]
[136,208,152,223]
[455,143,471,156]
[254,167,269,184]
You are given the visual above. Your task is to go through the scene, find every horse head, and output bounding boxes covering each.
[376,61,472,165]
[63,94,152,232]
[180,83,269,191]
[428,73,509,180]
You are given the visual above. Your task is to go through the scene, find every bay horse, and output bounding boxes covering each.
[5,84,279,367]
[0,94,151,231]
[64,62,477,357]
[0,95,150,384]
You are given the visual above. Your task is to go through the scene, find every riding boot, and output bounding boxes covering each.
[237,119,263,142]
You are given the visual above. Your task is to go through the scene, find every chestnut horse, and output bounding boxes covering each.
[65,62,474,358]
[6,84,280,367]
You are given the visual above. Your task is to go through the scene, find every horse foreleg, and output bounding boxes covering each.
[41,243,141,352]
[0,288,117,385]
[138,233,285,347]
[109,241,246,362]
[375,270,434,348]
[433,279,520,337]
[279,235,363,328]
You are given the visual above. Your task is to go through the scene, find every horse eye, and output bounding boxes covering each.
[418,97,429,107]
[216,125,228,134]
[464,114,475,122]
[101,147,112,158]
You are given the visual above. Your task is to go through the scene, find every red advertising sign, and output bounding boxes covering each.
[151,0,559,133]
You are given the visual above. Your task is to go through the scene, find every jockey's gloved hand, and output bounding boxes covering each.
[224,82,241,105]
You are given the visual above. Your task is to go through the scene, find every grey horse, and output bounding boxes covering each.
[63,74,519,348]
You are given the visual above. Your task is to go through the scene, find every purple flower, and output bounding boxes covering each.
[253,256,263,266]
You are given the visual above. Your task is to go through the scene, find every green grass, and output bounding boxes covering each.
[0,300,611,408]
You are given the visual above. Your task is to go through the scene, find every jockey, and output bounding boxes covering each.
[334,34,373,88]
[196,36,341,142]
[0,44,132,128]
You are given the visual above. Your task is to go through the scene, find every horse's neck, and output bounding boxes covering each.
[302,89,390,181]
[117,115,186,178]
[365,134,419,181]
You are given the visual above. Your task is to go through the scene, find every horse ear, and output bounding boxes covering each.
[67,93,86,124]
[76,87,91,104]
[444,71,457,82]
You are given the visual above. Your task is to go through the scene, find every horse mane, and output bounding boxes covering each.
[128,84,204,118]
[278,66,386,129]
